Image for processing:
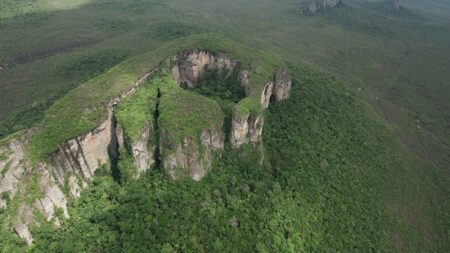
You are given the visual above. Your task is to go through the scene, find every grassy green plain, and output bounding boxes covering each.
[0,0,449,252]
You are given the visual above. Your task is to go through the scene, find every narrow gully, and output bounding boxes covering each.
[152,87,162,169]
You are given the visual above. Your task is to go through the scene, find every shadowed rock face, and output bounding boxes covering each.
[172,51,237,88]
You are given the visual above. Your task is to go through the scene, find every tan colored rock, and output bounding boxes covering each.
[260,69,292,108]
[68,175,81,198]
[115,123,125,149]
[172,51,237,87]
[14,204,34,245]
[14,221,33,245]
[131,124,155,175]
[230,112,250,147]
[161,125,223,181]
[230,110,264,148]
[261,81,274,109]
[273,69,292,102]
[50,108,114,184]
[0,132,33,208]
[37,164,69,218]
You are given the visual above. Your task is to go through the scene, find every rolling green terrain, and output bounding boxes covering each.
[0,0,449,252]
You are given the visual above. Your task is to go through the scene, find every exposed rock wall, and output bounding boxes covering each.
[0,132,69,243]
[296,0,342,15]
[34,163,69,222]
[14,204,34,245]
[260,70,292,109]
[161,124,223,181]
[0,132,33,209]
[172,51,292,150]
[172,51,237,88]
[231,69,291,148]
[4,109,116,244]
[230,111,264,148]
[0,68,156,245]
[48,108,115,186]
[131,124,154,175]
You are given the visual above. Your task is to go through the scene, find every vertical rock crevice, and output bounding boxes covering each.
[108,114,120,182]
[153,87,162,170]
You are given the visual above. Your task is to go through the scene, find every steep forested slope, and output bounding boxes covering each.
[1,63,428,252]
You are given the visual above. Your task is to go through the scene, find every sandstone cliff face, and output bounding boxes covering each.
[161,124,223,181]
[231,69,291,148]
[0,132,32,209]
[230,111,264,148]
[14,204,34,245]
[296,0,341,14]
[1,108,115,244]
[0,131,70,243]
[49,108,114,186]
[171,51,292,150]
[273,70,292,102]
[172,51,237,88]
[260,70,292,109]
[131,124,155,175]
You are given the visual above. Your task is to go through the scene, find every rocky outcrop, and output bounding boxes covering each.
[273,70,292,102]
[0,132,68,243]
[230,69,291,148]
[296,0,342,15]
[260,69,292,109]
[161,124,223,181]
[0,132,33,209]
[131,124,155,175]
[14,204,34,245]
[171,51,291,149]
[0,112,116,245]
[49,108,114,186]
[172,51,237,88]
[35,164,69,220]
[230,111,264,148]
